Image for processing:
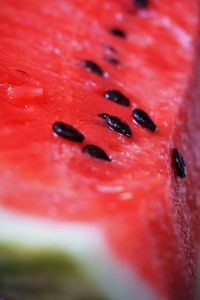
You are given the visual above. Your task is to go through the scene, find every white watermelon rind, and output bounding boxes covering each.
[0,209,158,300]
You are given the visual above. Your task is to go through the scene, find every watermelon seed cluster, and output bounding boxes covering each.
[52,122,111,161]
[52,0,186,178]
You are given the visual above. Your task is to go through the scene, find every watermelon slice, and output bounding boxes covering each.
[0,0,200,299]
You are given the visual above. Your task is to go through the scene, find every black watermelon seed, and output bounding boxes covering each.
[134,0,148,8]
[132,108,157,132]
[98,113,132,137]
[109,28,126,38]
[105,57,119,65]
[104,90,130,107]
[172,148,187,179]
[83,144,111,161]
[53,122,85,143]
[83,60,104,76]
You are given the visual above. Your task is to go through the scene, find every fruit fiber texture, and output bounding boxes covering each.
[0,0,200,299]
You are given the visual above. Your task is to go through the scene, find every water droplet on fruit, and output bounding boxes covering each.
[0,69,44,108]
[115,12,124,21]
[120,192,133,201]
[6,85,44,109]
[84,80,97,88]
[71,39,79,49]
[103,71,109,78]
[11,69,41,87]
[96,184,124,192]
[54,47,60,55]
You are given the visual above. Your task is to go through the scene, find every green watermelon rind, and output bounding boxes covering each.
[0,243,105,300]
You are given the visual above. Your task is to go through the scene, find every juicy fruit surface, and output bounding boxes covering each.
[0,0,199,299]
[0,0,198,219]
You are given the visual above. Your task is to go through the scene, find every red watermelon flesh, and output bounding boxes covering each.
[0,0,200,299]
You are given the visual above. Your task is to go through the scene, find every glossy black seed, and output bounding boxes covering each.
[172,148,187,179]
[105,56,119,65]
[134,0,148,8]
[83,60,104,76]
[52,122,85,143]
[98,113,132,137]
[104,90,130,107]
[132,108,157,132]
[83,144,111,161]
[109,28,126,38]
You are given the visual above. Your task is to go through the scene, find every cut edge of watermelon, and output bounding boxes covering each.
[0,208,158,300]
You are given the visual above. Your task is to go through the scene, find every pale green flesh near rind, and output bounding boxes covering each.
[0,209,158,300]
[0,243,105,300]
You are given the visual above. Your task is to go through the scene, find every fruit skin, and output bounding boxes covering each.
[0,245,101,300]
[0,209,158,300]
[0,1,200,300]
